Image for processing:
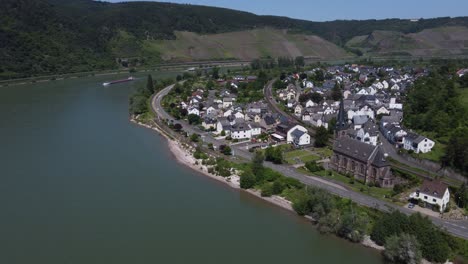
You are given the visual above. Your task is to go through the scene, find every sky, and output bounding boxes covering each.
[105,0,468,21]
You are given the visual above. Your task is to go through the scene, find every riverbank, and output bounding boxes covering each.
[130,118,392,253]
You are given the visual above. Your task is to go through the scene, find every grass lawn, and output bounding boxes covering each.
[414,140,446,163]
[298,167,395,201]
[284,149,320,164]
[314,147,333,158]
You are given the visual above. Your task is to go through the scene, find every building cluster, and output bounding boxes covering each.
[276,65,436,153]
[179,76,312,147]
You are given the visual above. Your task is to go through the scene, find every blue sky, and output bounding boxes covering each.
[105,0,468,21]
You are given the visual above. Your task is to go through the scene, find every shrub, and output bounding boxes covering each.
[240,173,256,189]
[261,184,273,197]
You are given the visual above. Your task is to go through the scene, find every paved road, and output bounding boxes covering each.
[264,79,316,136]
[151,84,468,240]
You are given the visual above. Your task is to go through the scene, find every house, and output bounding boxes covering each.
[359,74,368,83]
[205,106,218,117]
[330,137,394,188]
[304,81,314,88]
[231,120,252,140]
[287,99,296,108]
[348,105,375,120]
[389,98,403,110]
[302,111,312,122]
[381,124,407,147]
[305,99,316,108]
[216,117,232,135]
[188,106,200,116]
[409,180,450,212]
[354,119,379,146]
[202,118,217,130]
[259,115,277,133]
[376,106,390,116]
[286,125,309,146]
[233,111,245,120]
[249,122,262,137]
[403,132,435,153]
[294,104,303,117]
[290,129,311,147]
[222,97,235,108]
[352,115,369,130]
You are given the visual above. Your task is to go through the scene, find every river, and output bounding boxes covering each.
[0,73,383,264]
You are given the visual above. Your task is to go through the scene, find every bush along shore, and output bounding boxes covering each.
[131,75,468,264]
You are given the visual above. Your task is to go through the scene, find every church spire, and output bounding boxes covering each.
[335,98,348,137]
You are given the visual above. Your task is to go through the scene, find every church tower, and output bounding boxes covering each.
[335,98,348,138]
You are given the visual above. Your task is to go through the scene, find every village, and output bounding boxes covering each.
[161,64,463,218]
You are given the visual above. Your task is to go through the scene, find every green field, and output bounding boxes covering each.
[284,149,320,164]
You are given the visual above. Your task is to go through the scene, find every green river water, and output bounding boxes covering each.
[0,72,383,263]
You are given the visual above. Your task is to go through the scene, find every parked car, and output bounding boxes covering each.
[408,203,415,209]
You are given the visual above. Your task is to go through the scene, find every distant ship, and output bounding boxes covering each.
[102,77,134,86]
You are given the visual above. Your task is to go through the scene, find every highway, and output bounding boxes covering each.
[151,83,468,240]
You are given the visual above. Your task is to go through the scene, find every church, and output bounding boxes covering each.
[329,99,395,188]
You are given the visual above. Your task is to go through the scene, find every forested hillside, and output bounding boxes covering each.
[404,66,468,175]
[1,0,468,79]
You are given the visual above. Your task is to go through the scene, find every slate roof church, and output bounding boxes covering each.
[330,99,395,188]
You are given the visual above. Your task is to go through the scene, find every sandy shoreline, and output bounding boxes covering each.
[130,118,389,252]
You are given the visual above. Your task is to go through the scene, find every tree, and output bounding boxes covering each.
[211,67,219,79]
[442,126,468,175]
[331,82,342,101]
[190,133,199,142]
[295,56,305,67]
[222,145,232,155]
[455,182,468,208]
[252,151,264,175]
[146,74,154,94]
[371,210,410,246]
[314,126,329,147]
[240,173,256,189]
[272,180,285,195]
[173,123,183,132]
[129,95,148,115]
[187,114,201,125]
[310,92,323,104]
[265,147,283,164]
[327,117,337,134]
[383,233,422,264]
[179,108,188,117]
[206,80,215,90]
[305,161,322,172]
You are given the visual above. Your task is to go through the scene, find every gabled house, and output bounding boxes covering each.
[188,106,200,116]
[354,119,379,146]
[305,99,316,108]
[202,118,217,130]
[294,104,303,117]
[403,132,435,153]
[409,180,450,212]
[287,125,311,146]
[231,119,252,140]
[389,98,403,110]
[216,117,232,135]
[352,115,369,130]
[222,96,235,108]
[376,106,390,116]
[259,115,277,133]
[381,124,407,147]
